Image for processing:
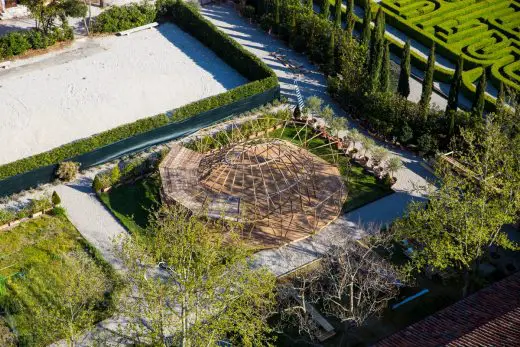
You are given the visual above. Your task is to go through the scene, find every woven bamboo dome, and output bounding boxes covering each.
[160,138,346,247]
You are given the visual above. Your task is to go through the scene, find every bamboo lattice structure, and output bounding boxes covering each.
[160,118,347,247]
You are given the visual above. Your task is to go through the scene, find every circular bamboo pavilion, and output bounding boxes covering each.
[160,127,346,248]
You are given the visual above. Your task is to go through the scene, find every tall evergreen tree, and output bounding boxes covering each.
[288,12,296,46]
[345,0,355,41]
[334,0,342,27]
[321,0,330,19]
[472,68,487,119]
[361,0,372,46]
[368,8,385,93]
[274,0,280,32]
[326,30,336,75]
[347,0,354,13]
[380,41,390,93]
[446,55,463,114]
[307,0,313,13]
[397,40,411,98]
[345,12,355,42]
[449,109,456,137]
[496,81,505,113]
[420,43,436,113]
[257,0,265,16]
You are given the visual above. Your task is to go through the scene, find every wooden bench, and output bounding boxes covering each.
[117,22,159,36]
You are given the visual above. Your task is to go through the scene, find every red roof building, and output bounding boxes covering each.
[375,272,520,346]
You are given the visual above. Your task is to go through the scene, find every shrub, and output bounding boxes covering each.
[382,173,394,186]
[56,161,80,182]
[0,31,30,58]
[110,165,121,184]
[417,133,438,154]
[243,5,256,18]
[399,123,414,144]
[27,197,53,214]
[51,206,67,217]
[93,3,157,33]
[51,191,61,205]
[0,27,73,60]
[0,209,16,225]
[93,174,110,192]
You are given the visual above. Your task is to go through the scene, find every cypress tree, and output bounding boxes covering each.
[496,81,505,113]
[398,40,411,98]
[380,41,390,93]
[445,55,463,114]
[321,0,330,19]
[334,0,342,27]
[274,0,280,32]
[288,11,297,46]
[345,0,355,40]
[257,0,265,16]
[361,0,372,46]
[307,0,313,13]
[449,109,456,137]
[347,0,354,13]
[335,29,347,73]
[368,8,385,93]
[326,31,336,75]
[472,68,487,119]
[420,43,436,113]
[345,12,355,42]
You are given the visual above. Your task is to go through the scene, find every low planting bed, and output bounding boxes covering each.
[0,1,278,197]
[0,214,117,346]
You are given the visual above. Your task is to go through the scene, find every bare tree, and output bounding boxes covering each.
[277,229,403,340]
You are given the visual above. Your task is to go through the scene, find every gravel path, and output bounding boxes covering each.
[0,22,246,166]
[54,176,129,272]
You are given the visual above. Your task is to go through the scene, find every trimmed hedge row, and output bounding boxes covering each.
[93,2,157,33]
[379,0,520,93]
[0,1,278,182]
[325,0,454,83]
[0,114,169,180]
[0,26,73,60]
[168,0,275,82]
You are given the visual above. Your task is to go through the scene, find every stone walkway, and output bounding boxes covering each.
[54,176,129,272]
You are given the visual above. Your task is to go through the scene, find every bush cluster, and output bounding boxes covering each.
[0,26,73,60]
[92,3,157,33]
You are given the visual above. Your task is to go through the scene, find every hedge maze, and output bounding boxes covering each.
[380,0,520,95]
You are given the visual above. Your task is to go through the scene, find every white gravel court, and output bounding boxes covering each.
[0,22,247,166]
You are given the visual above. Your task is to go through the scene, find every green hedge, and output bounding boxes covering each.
[0,26,73,60]
[0,1,278,182]
[92,3,157,33]
[378,0,519,93]
[169,0,275,82]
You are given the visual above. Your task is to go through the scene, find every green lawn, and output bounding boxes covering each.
[270,125,394,212]
[99,174,161,236]
[0,214,116,346]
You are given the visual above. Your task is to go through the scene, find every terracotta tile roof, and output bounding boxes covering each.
[375,272,520,347]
